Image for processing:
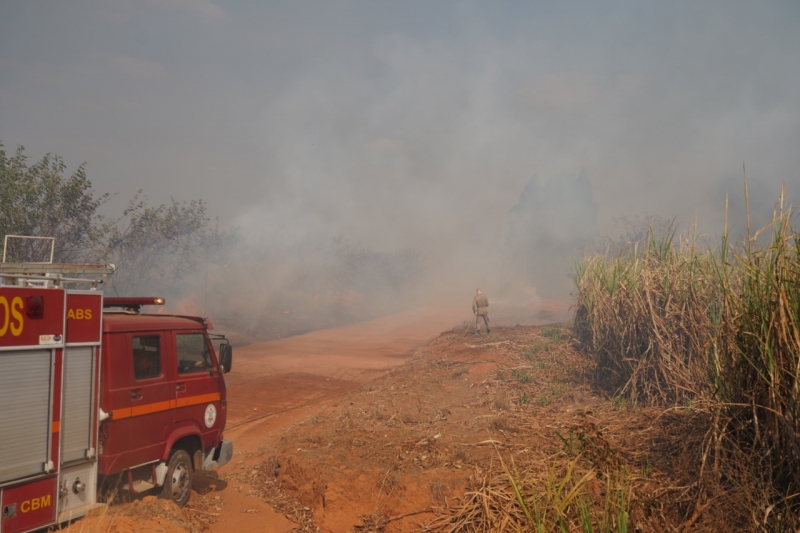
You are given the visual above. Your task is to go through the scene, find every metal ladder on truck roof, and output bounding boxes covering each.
[1,235,115,288]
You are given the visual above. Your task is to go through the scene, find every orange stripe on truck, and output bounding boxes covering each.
[111,407,133,420]
[176,392,220,407]
[132,400,173,416]
[111,393,221,421]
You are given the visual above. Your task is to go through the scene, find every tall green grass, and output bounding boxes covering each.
[573,189,800,521]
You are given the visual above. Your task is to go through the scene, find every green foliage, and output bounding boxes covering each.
[538,394,551,406]
[542,327,562,341]
[501,455,629,533]
[523,344,551,361]
[0,142,108,262]
[555,429,578,455]
[513,370,532,383]
[577,471,630,533]
[641,455,652,479]
[523,346,536,360]
[103,192,230,299]
[0,141,232,305]
[0,140,424,337]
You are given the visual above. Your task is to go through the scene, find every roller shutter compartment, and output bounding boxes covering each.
[0,350,52,483]
[61,347,94,464]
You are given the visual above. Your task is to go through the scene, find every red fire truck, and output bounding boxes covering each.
[0,256,233,533]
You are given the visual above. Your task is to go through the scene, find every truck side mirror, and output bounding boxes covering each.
[219,343,233,373]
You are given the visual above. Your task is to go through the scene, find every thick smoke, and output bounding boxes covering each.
[2,1,799,334]
[206,236,426,340]
[505,172,598,298]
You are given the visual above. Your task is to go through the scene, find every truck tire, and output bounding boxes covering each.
[161,449,193,507]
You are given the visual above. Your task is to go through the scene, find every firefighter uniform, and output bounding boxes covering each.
[472,289,490,335]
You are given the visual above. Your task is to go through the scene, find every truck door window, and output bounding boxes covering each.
[133,335,161,380]
[176,333,212,374]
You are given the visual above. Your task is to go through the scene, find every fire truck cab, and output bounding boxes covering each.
[99,299,233,506]
[0,253,232,533]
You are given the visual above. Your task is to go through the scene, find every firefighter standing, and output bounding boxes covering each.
[472,288,490,335]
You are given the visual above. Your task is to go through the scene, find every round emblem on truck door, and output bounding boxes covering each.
[204,404,217,428]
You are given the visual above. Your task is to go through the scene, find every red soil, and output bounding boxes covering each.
[67,300,569,533]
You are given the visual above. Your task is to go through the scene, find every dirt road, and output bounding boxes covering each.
[71,301,568,532]
[207,302,569,532]
[70,298,744,532]
[206,306,469,531]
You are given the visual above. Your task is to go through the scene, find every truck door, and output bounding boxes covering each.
[124,333,173,466]
[98,332,133,473]
[172,332,220,450]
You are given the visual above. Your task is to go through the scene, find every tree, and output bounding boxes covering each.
[0,142,107,262]
[0,141,230,303]
[103,192,230,299]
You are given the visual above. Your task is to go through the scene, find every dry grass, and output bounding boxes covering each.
[228,321,790,532]
[425,447,631,533]
[573,186,800,530]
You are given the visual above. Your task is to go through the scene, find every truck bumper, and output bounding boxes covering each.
[203,440,233,470]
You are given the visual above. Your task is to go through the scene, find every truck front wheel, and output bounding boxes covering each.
[161,449,193,507]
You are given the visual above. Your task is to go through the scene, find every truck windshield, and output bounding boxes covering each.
[176,333,213,374]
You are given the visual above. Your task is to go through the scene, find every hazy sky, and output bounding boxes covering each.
[2,1,799,264]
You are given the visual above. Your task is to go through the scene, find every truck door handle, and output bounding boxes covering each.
[130,391,142,399]
[176,383,186,392]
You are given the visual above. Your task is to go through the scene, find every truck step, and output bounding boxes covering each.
[124,479,155,494]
